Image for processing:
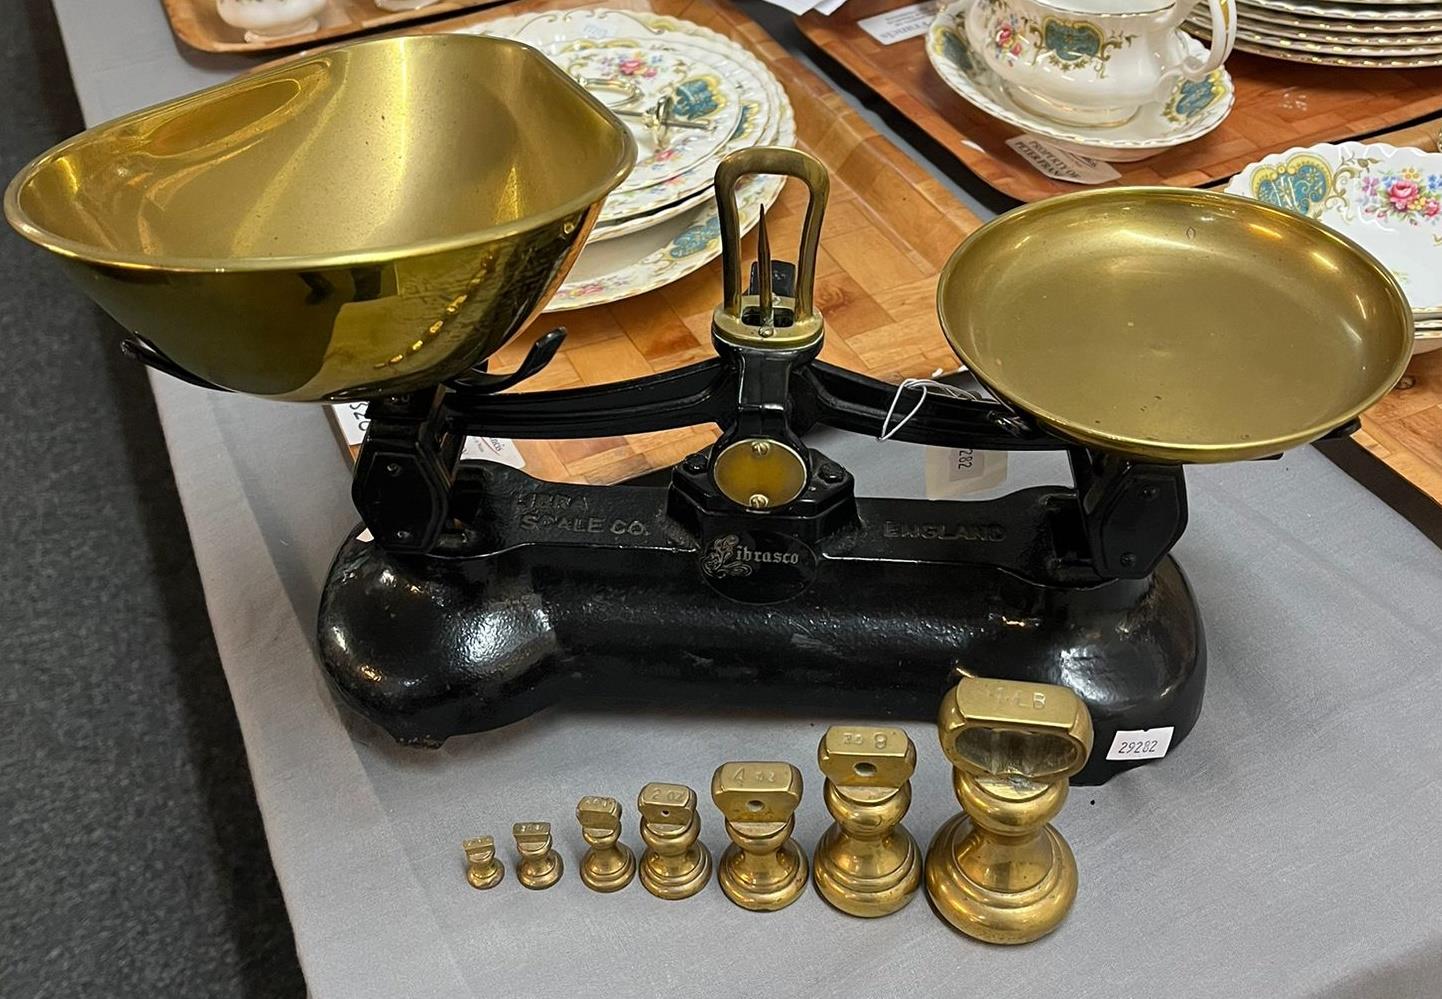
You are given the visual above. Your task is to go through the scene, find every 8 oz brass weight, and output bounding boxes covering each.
[813,725,922,917]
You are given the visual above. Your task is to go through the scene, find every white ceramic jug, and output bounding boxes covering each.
[962,0,1237,127]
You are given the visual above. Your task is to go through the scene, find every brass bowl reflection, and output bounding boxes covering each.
[938,188,1413,463]
[4,34,635,401]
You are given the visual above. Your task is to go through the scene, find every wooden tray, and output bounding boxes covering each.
[162,0,505,53]
[797,0,1442,202]
[350,0,981,484]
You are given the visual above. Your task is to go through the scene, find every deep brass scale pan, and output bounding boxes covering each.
[5,34,1410,460]
[4,34,636,402]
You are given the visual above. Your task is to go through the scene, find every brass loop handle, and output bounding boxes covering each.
[714,146,830,324]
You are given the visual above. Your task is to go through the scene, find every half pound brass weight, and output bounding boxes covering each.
[576,796,636,893]
[813,726,922,917]
[637,783,712,900]
[712,761,808,911]
[925,678,1093,944]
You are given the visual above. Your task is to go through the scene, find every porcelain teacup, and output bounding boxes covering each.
[962,0,1237,127]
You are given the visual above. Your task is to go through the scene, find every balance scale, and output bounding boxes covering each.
[5,34,1412,783]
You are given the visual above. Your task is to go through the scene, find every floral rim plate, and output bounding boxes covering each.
[544,173,786,312]
[585,33,786,239]
[1196,28,1442,61]
[1231,12,1442,41]
[927,0,1234,161]
[1225,142,1442,323]
[1190,15,1442,49]
[465,9,782,224]
[1235,4,1442,32]
[563,46,742,195]
[1240,0,1442,22]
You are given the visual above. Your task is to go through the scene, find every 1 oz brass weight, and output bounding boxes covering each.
[925,678,1093,944]
[576,795,636,893]
[712,761,808,911]
[461,835,503,890]
[813,726,922,917]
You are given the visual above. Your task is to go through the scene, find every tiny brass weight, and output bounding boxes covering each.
[513,822,563,890]
[712,762,808,911]
[813,726,922,917]
[925,677,1094,945]
[576,795,636,893]
[637,783,712,900]
[462,835,503,890]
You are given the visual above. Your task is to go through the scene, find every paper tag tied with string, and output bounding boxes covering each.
[878,376,1009,499]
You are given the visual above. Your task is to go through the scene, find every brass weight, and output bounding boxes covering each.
[925,678,1094,943]
[712,761,808,911]
[813,726,922,917]
[637,783,712,900]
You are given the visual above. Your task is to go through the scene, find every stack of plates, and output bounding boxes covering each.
[1187,0,1442,68]
[462,9,795,311]
[1226,142,1442,352]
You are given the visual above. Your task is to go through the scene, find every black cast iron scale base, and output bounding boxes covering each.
[320,460,1205,785]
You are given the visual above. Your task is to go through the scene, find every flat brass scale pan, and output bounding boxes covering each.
[938,188,1413,463]
[3,34,635,402]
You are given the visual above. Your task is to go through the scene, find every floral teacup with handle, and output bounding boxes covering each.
[963,0,1236,127]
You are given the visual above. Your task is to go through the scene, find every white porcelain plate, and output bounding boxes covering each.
[1232,11,1442,41]
[464,9,784,224]
[1225,143,1442,333]
[1240,0,1442,21]
[927,0,1234,162]
[1193,15,1442,48]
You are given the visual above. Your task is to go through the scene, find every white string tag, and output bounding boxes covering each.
[878,375,1010,498]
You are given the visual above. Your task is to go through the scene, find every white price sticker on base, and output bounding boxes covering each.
[1005,135,1121,185]
[925,446,1008,499]
[858,0,943,43]
[1106,726,1174,761]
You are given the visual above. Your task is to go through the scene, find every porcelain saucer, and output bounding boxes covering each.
[928,0,1235,162]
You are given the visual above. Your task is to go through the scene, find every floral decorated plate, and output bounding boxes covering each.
[1234,6,1442,35]
[1238,0,1442,22]
[1189,16,1442,50]
[1231,13,1442,43]
[544,173,786,312]
[928,0,1234,161]
[1226,143,1442,348]
[463,10,782,223]
[563,46,742,195]
[543,68,796,311]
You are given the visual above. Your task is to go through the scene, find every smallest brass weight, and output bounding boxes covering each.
[513,822,563,890]
[712,761,808,911]
[637,783,712,900]
[576,795,636,893]
[462,835,503,890]
[813,725,922,917]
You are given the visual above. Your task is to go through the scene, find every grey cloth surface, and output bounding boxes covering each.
[44,0,1442,996]
[2,2,303,997]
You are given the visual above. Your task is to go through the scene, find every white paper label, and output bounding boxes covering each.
[1005,136,1121,185]
[858,1,943,44]
[925,446,1008,499]
[461,436,526,469]
[329,405,526,469]
[1106,727,1175,761]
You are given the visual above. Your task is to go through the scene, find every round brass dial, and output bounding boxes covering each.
[711,438,808,510]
